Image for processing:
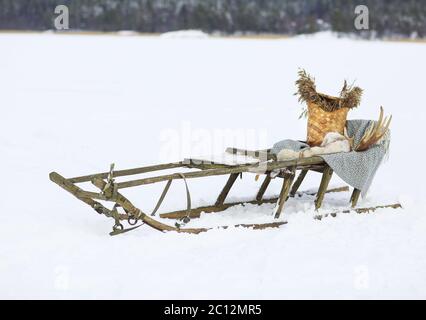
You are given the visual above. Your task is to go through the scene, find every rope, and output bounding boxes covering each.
[178,173,192,216]
[151,179,173,216]
[175,173,192,227]
[150,174,191,218]
[110,172,193,235]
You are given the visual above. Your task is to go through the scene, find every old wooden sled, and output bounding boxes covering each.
[50,147,401,236]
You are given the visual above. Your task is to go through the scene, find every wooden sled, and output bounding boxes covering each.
[50,148,401,236]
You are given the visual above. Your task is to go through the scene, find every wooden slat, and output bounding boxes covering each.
[274,169,296,219]
[185,161,231,170]
[69,162,185,183]
[315,166,334,210]
[160,197,280,219]
[159,185,352,220]
[256,174,272,202]
[290,169,308,197]
[314,203,402,220]
[221,221,287,230]
[215,173,240,206]
[350,188,361,207]
[77,190,110,201]
[50,172,116,216]
[294,186,349,197]
[116,157,325,189]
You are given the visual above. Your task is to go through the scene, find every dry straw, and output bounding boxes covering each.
[295,69,363,146]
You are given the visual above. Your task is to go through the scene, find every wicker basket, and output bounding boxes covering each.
[306,94,349,146]
[296,69,363,147]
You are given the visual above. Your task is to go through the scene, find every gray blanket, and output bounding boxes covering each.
[271,120,390,196]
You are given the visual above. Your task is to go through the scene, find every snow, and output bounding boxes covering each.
[1,32,425,299]
[116,30,140,36]
[160,29,210,39]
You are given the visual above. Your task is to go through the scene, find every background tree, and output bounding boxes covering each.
[0,0,424,38]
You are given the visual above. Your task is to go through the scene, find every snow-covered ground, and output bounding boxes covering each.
[160,29,210,39]
[0,32,425,299]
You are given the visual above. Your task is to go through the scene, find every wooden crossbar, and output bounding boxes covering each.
[116,157,325,189]
[159,185,350,220]
[69,162,185,183]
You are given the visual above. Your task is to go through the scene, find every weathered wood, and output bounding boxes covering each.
[116,157,325,189]
[116,163,253,188]
[178,221,287,232]
[274,169,296,219]
[354,203,402,213]
[160,197,280,219]
[256,174,272,202]
[53,171,288,235]
[303,165,326,172]
[184,157,236,169]
[220,221,287,230]
[315,166,333,210]
[50,172,102,208]
[215,173,240,206]
[226,147,272,160]
[314,203,402,220]
[89,177,288,235]
[350,188,361,207]
[159,185,350,220]
[49,172,123,218]
[185,162,231,170]
[294,186,349,197]
[91,177,208,234]
[69,162,185,183]
[290,169,308,197]
[77,190,110,201]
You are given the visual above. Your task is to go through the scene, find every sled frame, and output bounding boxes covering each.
[50,148,393,236]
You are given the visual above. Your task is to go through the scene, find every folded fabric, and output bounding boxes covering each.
[271,120,390,196]
[276,132,351,160]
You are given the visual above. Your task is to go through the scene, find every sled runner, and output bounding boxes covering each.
[49,147,401,236]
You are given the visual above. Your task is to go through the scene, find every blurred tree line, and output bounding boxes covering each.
[0,0,425,38]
